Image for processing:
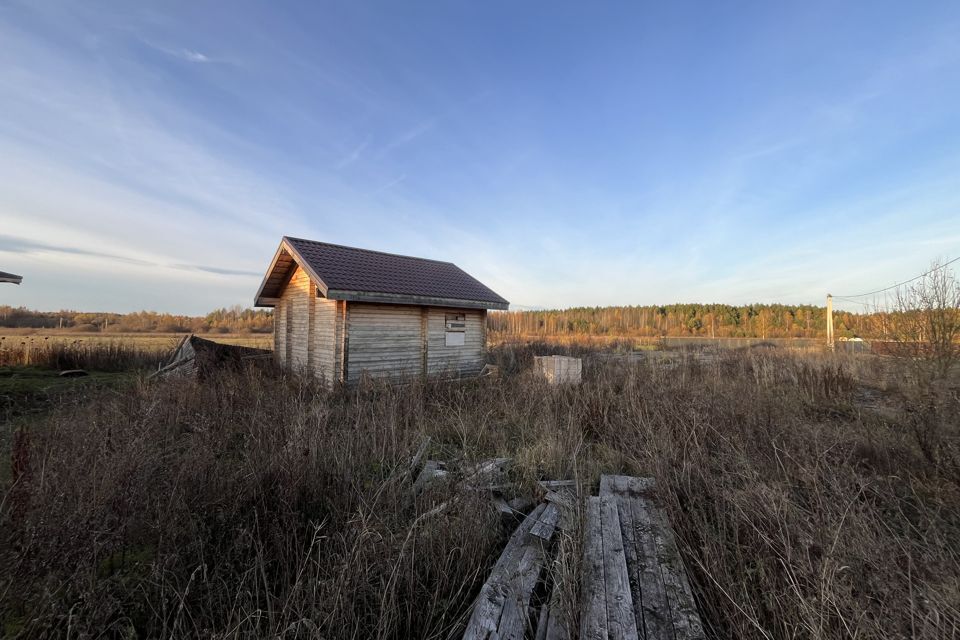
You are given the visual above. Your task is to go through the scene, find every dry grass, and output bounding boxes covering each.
[0,333,271,371]
[1,346,958,638]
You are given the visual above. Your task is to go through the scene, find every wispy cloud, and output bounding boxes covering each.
[0,236,154,267]
[377,119,435,157]
[369,174,406,196]
[336,134,372,169]
[139,37,219,64]
[178,48,211,63]
[0,235,260,278]
[171,264,262,277]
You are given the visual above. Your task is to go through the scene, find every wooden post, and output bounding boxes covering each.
[826,294,834,349]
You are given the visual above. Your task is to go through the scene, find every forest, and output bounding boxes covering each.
[488,303,873,339]
[0,305,273,334]
[1,302,884,339]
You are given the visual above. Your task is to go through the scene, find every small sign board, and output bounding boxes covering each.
[445,312,466,331]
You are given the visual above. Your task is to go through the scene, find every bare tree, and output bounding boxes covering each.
[888,258,960,383]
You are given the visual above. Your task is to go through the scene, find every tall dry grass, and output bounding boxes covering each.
[0,336,170,371]
[1,347,958,638]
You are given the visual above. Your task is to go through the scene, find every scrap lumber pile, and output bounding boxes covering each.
[463,487,574,640]
[152,335,271,380]
[581,475,704,640]
[461,473,705,640]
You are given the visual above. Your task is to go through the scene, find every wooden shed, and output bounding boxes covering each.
[254,237,509,384]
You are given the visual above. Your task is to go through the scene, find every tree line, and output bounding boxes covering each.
[0,302,900,340]
[488,303,873,339]
[0,305,273,334]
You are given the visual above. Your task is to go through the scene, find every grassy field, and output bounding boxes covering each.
[0,330,271,351]
[0,333,270,484]
[0,343,958,638]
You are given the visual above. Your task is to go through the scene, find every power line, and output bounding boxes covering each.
[835,254,960,298]
[832,296,873,308]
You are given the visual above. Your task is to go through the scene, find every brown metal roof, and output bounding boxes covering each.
[0,271,22,284]
[255,237,509,310]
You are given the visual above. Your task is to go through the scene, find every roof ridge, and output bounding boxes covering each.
[284,236,456,267]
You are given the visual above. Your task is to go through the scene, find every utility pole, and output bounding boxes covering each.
[826,294,834,349]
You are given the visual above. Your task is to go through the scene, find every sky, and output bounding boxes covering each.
[1,1,959,315]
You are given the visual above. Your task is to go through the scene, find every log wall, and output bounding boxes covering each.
[275,264,340,377]
[275,269,487,383]
[344,304,486,382]
[426,307,486,376]
[345,303,423,383]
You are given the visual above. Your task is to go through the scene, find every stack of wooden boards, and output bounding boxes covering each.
[463,485,573,640]
[581,475,704,639]
[462,475,704,640]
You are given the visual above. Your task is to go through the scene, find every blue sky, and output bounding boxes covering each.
[1,1,959,314]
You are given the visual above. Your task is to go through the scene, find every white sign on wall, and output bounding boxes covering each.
[445,331,465,346]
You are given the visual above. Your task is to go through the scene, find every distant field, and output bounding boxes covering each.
[0,331,273,351]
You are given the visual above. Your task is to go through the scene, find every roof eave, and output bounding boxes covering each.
[253,238,330,307]
[327,289,509,310]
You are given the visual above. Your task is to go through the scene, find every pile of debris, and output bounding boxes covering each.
[152,335,272,380]
[407,440,706,640]
[451,471,705,640]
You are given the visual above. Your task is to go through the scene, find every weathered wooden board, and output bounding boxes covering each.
[530,502,561,540]
[599,474,705,640]
[413,460,447,494]
[409,436,431,478]
[600,495,640,640]
[648,504,705,639]
[580,496,608,640]
[496,541,549,639]
[463,503,549,640]
[539,479,577,491]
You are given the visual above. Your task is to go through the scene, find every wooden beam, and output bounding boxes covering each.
[463,503,547,640]
[580,496,608,639]
[600,495,640,640]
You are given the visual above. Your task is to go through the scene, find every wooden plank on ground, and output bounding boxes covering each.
[539,479,577,491]
[625,494,670,640]
[649,504,706,639]
[413,460,447,494]
[530,502,561,540]
[600,475,668,639]
[463,457,512,483]
[535,603,550,640]
[544,605,571,640]
[600,495,640,640]
[409,436,431,478]
[580,496,607,640]
[599,475,655,497]
[496,541,549,639]
[463,503,547,640]
[617,484,667,638]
